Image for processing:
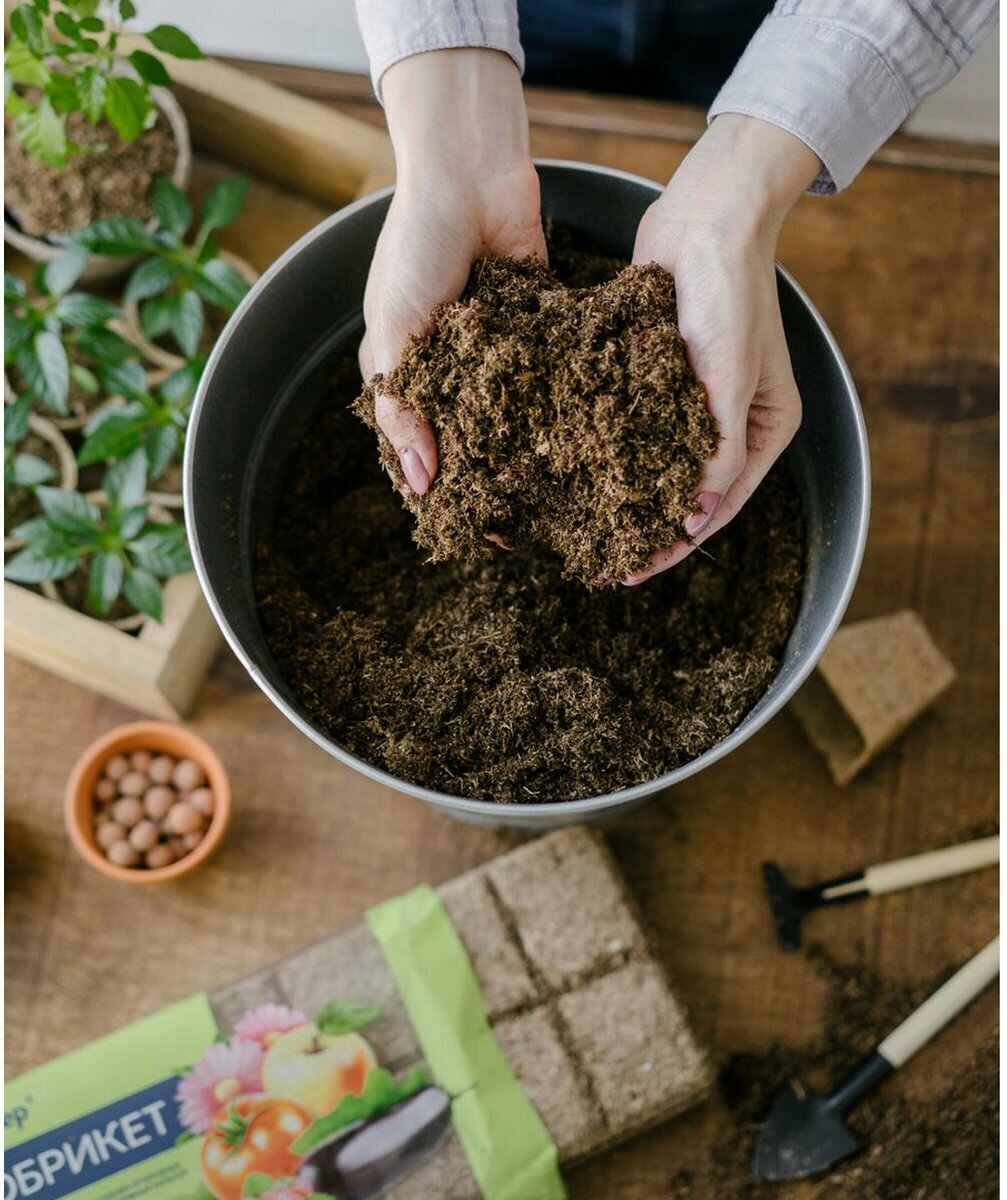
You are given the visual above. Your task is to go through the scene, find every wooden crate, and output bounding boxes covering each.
[4,56,395,718]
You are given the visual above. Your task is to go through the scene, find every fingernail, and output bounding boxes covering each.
[399,448,429,495]
[684,492,722,538]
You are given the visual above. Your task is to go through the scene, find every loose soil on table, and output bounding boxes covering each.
[5,107,177,238]
[255,233,805,802]
[356,243,716,586]
[667,944,998,1200]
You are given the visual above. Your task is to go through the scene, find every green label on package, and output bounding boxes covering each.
[4,994,218,1200]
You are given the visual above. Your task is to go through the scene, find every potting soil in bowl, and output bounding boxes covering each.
[254,230,806,804]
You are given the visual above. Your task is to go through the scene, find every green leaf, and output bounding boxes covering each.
[37,486,101,536]
[15,99,67,167]
[128,48,172,88]
[4,272,27,300]
[160,360,201,406]
[124,255,180,303]
[240,1175,275,1199]
[316,1000,383,1037]
[104,449,147,508]
[77,403,147,465]
[53,11,80,41]
[144,422,178,479]
[199,176,249,234]
[193,258,250,311]
[44,71,80,114]
[291,1066,431,1156]
[4,315,34,362]
[4,541,79,584]
[10,6,46,56]
[70,363,99,394]
[128,524,191,576]
[87,550,124,614]
[18,331,70,414]
[143,290,203,358]
[5,394,33,445]
[118,504,148,539]
[78,17,105,33]
[74,217,154,256]
[152,177,192,237]
[5,38,47,86]
[54,292,121,327]
[104,75,151,143]
[174,1129,195,1146]
[12,453,55,487]
[145,24,204,60]
[43,245,90,298]
[10,514,49,541]
[75,327,137,364]
[119,0,137,18]
[101,360,148,400]
[76,66,106,123]
[123,565,162,620]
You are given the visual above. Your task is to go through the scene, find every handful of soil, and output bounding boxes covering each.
[355,255,717,585]
[255,369,804,805]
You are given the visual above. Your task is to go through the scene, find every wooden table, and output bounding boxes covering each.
[5,72,998,1198]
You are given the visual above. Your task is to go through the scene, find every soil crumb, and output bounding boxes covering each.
[255,235,805,804]
[355,248,716,585]
[668,944,998,1199]
[5,107,177,238]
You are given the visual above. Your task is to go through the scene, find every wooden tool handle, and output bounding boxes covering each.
[878,936,999,1069]
[865,836,999,895]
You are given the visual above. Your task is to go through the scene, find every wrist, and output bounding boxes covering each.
[383,49,532,188]
[702,114,822,235]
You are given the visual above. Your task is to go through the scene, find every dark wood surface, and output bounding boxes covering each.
[5,73,998,1198]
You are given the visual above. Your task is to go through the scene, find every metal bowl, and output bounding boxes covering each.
[185,160,870,830]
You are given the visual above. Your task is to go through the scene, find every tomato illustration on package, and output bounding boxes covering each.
[4,995,450,1200]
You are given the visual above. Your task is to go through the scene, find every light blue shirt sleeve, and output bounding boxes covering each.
[709,1,999,193]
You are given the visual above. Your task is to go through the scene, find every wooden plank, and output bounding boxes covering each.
[140,49,395,207]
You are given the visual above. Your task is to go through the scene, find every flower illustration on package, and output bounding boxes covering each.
[174,1001,450,1200]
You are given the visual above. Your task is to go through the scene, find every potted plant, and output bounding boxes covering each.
[4,0,202,280]
[74,175,257,368]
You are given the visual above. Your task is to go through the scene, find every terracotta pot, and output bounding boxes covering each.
[121,251,260,371]
[64,720,231,884]
[4,86,192,284]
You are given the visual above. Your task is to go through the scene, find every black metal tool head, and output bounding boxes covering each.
[762,861,806,951]
[751,1078,861,1181]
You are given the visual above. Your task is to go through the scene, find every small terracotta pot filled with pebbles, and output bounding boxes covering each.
[65,721,230,883]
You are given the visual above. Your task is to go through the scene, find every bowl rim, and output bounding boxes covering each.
[186,158,871,819]
[64,720,232,883]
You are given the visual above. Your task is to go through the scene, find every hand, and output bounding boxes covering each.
[360,49,545,495]
[624,114,822,584]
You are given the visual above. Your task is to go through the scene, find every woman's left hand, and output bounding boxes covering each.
[625,114,821,584]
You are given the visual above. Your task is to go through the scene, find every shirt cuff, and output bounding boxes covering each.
[708,14,913,194]
[354,1,524,103]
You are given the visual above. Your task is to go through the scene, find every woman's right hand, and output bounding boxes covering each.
[360,48,546,496]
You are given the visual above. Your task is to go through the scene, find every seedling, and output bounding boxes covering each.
[77,357,202,479]
[4,0,203,167]
[4,449,191,619]
[4,394,56,495]
[4,249,136,414]
[74,176,251,358]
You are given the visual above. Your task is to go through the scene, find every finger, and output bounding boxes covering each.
[373,389,438,495]
[623,368,800,585]
[359,330,374,381]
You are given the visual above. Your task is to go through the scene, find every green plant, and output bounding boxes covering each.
[77,357,202,477]
[4,249,136,414]
[4,0,203,167]
[74,176,251,358]
[4,394,56,494]
[4,449,191,618]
